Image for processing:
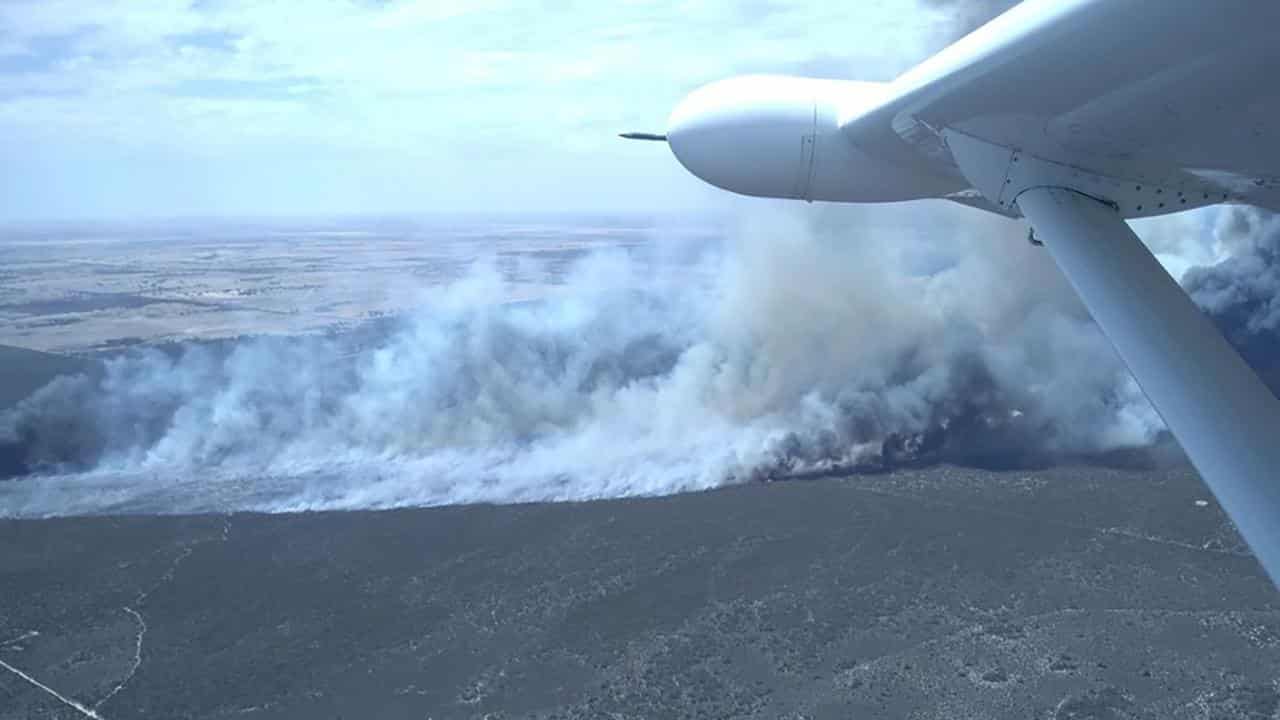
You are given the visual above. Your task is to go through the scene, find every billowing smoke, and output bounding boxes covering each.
[0,0,1218,518]
[1184,207,1280,389]
[0,204,1167,516]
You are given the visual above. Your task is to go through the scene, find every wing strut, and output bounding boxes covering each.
[1018,187,1280,585]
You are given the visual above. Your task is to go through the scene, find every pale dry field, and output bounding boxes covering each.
[0,216,703,354]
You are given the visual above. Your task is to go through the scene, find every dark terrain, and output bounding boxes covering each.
[2,462,1277,719]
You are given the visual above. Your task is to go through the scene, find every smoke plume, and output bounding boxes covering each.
[0,204,1169,516]
[1183,207,1280,388]
[0,0,1230,517]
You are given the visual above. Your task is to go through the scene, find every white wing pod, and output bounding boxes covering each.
[666,75,945,203]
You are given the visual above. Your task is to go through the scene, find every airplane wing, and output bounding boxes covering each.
[650,0,1280,588]
[842,0,1280,215]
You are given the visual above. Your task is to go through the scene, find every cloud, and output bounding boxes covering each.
[919,0,1021,41]
[0,0,961,219]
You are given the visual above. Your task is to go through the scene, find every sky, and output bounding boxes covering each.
[0,0,974,221]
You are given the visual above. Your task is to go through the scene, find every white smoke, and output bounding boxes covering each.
[0,203,1166,517]
[1178,206,1280,394]
[0,0,1222,518]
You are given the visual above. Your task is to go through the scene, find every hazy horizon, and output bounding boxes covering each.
[0,207,729,229]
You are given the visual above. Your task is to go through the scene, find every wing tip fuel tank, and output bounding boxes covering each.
[664,76,957,203]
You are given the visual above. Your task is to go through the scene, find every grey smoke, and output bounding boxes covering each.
[1183,207,1280,386]
[0,204,1168,516]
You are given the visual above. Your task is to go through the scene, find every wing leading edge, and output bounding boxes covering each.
[840,0,1280,216]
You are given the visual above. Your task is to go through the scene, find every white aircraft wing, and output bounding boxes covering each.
[642,0,1280,588]
[842,0,1280,216]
